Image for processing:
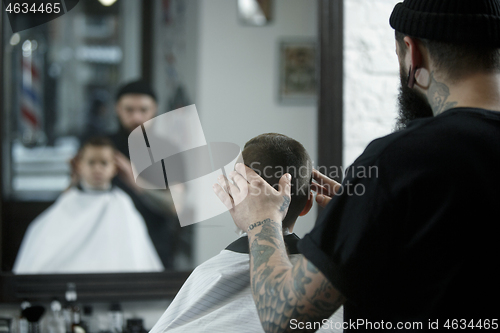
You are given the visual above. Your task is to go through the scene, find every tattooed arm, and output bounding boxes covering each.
[248,219,345,333]
[213,164,345,332]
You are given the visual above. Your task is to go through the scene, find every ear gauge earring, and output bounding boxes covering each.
[407,65,417,88]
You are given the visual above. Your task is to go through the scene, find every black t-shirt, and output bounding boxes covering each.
[298,108,500,331]
[108,125,179,268]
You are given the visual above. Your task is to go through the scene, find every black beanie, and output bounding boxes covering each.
[390,0,500,47]
[115,80,157,102]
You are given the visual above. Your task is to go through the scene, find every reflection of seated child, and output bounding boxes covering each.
[13,137,164,274]
[150,133,343,333]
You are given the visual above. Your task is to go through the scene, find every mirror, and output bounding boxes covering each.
[1,0,196,275]
[1,0,342,302]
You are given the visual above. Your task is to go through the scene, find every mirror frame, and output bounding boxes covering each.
[0,0,343,303]
[0,271,191,302]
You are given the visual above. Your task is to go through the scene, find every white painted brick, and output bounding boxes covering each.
[343,0,402,167]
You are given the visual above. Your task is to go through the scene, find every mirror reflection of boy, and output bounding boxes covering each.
[77,136,118,191]
[150,133,343,333]
[13,137,163,274]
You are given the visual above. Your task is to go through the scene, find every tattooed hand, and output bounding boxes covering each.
[212,163,292,232]
[214,164,345,332]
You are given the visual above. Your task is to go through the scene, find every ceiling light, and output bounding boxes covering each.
[98,0,117,6]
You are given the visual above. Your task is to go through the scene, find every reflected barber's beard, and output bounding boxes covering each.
[394,65,434,131]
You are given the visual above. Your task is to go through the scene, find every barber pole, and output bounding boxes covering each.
[20,40,43,146]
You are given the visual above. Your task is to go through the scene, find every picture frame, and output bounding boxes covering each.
[278,39,318,104]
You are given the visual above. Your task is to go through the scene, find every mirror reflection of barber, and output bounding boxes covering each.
[96,81,186,269]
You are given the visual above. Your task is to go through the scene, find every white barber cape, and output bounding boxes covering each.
[150,233,343,333]
[13,185,164,274]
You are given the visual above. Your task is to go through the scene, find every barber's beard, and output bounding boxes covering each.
[394,65,434,131]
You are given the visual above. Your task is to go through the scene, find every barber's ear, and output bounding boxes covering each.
[403,36,423,69]
[404,36,430,82]
[299,191,314,216]
[403,36,431,89]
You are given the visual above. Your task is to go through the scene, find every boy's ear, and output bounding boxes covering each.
[71,155,81,174]
[299,191,314,216]
[111,153,118,177]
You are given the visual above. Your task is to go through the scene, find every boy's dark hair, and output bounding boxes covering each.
[78,136,116,157]
[68,137,116,189]
[115,80,157,102]
[395,31,500,82]
[242,133,312,229]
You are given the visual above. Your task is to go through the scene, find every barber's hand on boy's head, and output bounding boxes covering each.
[213,163,292,233]
[311,169,342,208]
[114,151,137,189]
[68,155,80,187]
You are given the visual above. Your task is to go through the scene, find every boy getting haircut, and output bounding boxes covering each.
[13,136,163,273]
[149,133,342,333]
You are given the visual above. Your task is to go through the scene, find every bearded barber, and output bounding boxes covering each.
[213,1,500,331]
[109,80,185,269]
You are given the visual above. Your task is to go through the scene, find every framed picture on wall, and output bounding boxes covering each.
[278,39,318,104]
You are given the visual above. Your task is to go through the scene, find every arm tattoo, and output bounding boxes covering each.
[249,219,345,332]
[248,218,272,231]
[279,196,291,212]
[428,71,458,115]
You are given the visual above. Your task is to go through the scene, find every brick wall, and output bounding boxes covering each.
[343,0,401,166]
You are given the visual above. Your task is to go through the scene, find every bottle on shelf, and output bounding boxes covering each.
[81,306,96,333]
[61,302,72,333]
[108,304,123,333]
[71,304,85,333]
[123,319,146,333]
[21,305,45,333]
[47,299,65,333]
[18,301,31,333]
[63,283,78,333]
